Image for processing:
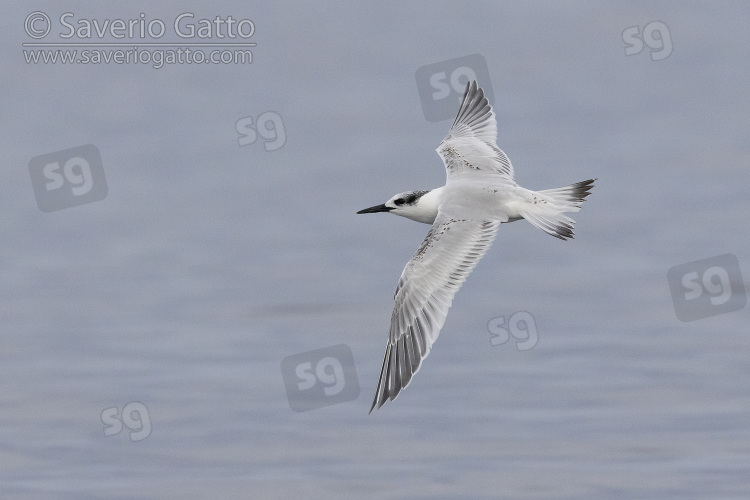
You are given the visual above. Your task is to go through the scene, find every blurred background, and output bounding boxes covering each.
[2,1,749,498]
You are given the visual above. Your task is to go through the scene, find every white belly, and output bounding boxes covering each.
[439,181,535,223]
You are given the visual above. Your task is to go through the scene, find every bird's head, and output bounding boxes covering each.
[357,190,436,224]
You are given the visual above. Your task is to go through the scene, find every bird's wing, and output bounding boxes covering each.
[436,81,515,182]
[370,212,500,412]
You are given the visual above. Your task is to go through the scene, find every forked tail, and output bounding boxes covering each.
[519,179,596,240]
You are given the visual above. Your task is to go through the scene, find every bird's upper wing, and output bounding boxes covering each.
[370,212,501,412]
[436,81,515,182]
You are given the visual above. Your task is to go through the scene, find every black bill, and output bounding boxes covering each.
[356,203,392,214]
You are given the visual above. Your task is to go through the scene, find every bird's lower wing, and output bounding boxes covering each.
[370,213,501,412]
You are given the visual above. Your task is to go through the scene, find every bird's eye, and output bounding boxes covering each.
[394,198,405,206]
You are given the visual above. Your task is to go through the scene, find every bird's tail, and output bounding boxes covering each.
[519,179,596,240]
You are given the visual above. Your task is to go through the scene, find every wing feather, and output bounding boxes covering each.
[437,81,515,182]
[370,214,500,412]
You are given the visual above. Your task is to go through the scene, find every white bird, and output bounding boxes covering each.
[358,81,595,412]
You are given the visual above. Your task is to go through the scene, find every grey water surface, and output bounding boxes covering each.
[2,2,750,498]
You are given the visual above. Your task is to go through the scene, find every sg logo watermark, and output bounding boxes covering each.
[415,54,494,122]
[101,401,152,442]
[667,253,746,322]
[280,344,360,412]
[622,21,673,61]
[236,111,286,151]
[488,311,538,351]
[28,144,107,212]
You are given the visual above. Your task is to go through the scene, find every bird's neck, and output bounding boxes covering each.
[403,187,443,224]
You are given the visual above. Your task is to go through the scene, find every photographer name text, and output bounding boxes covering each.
[25,12,255,42]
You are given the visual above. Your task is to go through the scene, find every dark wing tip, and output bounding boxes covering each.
[451,80,485,129]
[572,178,597,202]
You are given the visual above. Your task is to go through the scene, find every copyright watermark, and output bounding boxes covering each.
[236,111,287,152]
[22,11,256,68]
[24,12,255,40]
[25,11,52,39]
[415,54,493,122]
[488,311,538,351]
[101,401,152,442]
[667,254,746,322]
[281,344,360,412]
[622,20,672,61]
[28,144,107,212]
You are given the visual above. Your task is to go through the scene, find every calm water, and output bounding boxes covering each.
[2,2,750,498]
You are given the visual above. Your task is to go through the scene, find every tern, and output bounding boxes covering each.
[358,81,595,412]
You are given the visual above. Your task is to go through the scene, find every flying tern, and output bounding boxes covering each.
[358,81,595,412]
